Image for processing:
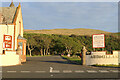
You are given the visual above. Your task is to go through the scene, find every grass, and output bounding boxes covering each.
[26,55,51,57]
[24,28,110,36]
[62,55,82,64]
[93,64,120,67]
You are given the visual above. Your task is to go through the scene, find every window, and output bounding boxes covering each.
[3,50,5,54]
[18,42,23,55]
[19,21,21,35]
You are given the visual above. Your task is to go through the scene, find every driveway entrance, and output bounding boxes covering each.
[2,55,119,78]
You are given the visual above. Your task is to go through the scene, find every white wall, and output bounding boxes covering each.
[0,25,14,52]
[113,51,120,64]
[0,26,3,54]
[0,51,20,66]
[0,25,21,66]
[86,51,120,65]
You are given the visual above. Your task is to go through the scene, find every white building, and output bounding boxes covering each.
[0,2,26,66]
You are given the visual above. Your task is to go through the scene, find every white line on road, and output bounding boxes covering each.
[75,70,85,73]
[6,69,120,74]
[63,70,72,73]
[99,70,109,73]
[7,71,16,73]
[51,75,53,77]
[21,71,31,73]
[87,70,97,73]
[110,70,120,73]
[50,70,60,73]
[35,71,46,73]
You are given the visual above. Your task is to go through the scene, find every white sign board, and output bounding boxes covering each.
[92,34,105,48]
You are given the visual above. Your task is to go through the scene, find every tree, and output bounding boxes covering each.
[51,37,66,54]
[24,33,120,56]
[24,34,37,56]
[43,37,51,55]
[38,35,52,55]
[34,35,44,56]
[61,37,74,55]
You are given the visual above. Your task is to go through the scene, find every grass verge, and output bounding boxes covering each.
[92,64,120,68]
[61,55,82,65]
[26,55,51,57]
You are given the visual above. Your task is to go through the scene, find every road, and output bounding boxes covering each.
[1,55,120,79]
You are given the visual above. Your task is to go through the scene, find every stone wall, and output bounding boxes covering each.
[86,51,120,65]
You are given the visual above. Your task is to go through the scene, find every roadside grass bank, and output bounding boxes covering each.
[61,55,82,65]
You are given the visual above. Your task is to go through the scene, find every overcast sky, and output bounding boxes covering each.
[2,2,118,32]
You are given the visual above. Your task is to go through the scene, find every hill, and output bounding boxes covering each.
[24,28,110,36]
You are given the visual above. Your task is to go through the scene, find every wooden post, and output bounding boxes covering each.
[82,46,87,65]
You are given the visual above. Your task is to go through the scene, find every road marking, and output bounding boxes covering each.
[51,75,53,77]
[110,70,120,73]
[50,67,53,72]
[50,70,60,73]
[99,70,109,73]
[21,71,31,73]
[87,70,97,73]
[63,70,72,73]
[35,71,46,73]
[75,70,85,73]
[7,71,16,73]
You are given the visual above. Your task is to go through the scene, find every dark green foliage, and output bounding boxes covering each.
[24,33,120,56]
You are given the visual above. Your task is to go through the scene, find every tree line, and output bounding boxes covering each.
[24,33,120,56]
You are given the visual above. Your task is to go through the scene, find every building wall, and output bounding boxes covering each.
[0,27,3,54]
[0,24,14,54]
[14,6,24,50]
[0,24,21,66]
[0,7,24,53]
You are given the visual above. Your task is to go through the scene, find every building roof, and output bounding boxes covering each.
[0,2,21,24]
[9,2,15,7]
[17,35,26,40]
[0,7,17,24]
[0,13,2,23]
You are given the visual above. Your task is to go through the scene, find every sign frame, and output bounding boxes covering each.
[92,34,105,48]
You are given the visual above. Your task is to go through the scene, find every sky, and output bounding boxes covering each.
[1,2,118,32]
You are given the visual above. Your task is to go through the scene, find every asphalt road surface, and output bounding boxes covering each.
[1,55,120,79]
